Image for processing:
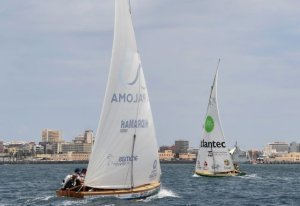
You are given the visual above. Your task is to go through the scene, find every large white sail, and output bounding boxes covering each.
[195,64,234,174]
[85,0,161,189]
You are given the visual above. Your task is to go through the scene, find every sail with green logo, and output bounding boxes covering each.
[195,60,245,177]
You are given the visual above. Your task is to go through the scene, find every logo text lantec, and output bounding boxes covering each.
[200,140,226,148]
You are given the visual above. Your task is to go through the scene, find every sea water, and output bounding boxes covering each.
[0,163,299,205]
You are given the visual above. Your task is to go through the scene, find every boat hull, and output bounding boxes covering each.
[56,182,160,199]
[195,171,246,177]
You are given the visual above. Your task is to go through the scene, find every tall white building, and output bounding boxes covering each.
[84,130,93,144]
[60,130,94,154]
[263,142,289,157]
[41,129,63,143]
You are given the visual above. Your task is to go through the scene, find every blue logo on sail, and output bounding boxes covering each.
[107,154,138,167]
[149,160,158,180]
[120,119,149,133]
[121,119,149,129]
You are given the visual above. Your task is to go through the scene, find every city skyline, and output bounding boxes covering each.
[0,1,300,148]
[1,129,299,151]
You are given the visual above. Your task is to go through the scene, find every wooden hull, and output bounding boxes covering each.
[195,171,246,177]
[56,182,160,199]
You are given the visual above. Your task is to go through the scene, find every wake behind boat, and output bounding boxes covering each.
[195,60,245,177]
[57,0,161,199]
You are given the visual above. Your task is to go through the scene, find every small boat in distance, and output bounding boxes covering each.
[57,0,161,198]
[195,60,245,177]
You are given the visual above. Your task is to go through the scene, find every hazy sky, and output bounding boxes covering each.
[0,0,299,149]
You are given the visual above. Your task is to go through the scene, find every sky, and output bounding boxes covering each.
[0,0,299,149]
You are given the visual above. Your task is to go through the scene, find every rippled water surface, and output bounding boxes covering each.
[0,163,299,205]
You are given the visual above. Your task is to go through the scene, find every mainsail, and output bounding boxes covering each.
[85,0,161,189]
[195,61,234,175]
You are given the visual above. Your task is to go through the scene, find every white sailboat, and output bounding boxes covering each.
[57,0,161,198]
[195,60,245,177]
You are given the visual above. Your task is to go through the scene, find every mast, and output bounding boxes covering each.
[208,59,220,174]
[209,59,220,100]
[130,60,143,188]
[128,0,132,14]
[211,146,215,174]
[128,0,139,189]
[130,134,136,188]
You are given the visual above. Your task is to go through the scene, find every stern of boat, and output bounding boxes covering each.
[56,188,84,198]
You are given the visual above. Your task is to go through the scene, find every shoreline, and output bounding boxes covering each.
[1,160,300,165]
[0,160,196,165]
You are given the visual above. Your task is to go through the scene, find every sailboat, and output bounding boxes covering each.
[195,60,245,177]
[57,0,161,198]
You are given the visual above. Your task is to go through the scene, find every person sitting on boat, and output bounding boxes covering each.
[234,163,240,171]
[62,174,81,189]
[230,163,240,174]
[61,174,72,188]
[74,168,81,175]
[79,168,87,183]
[61,168,81,189]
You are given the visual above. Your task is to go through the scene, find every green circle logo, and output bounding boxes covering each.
[205,116,214,133]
